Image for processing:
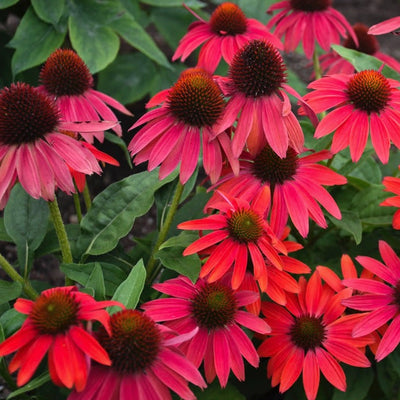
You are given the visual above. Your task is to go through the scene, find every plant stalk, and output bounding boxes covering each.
[146,181,185,283]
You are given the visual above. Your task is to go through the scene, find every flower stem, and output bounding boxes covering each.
[0,253,38,300]
[146,181,185,283]
[83,183,92,211]
[48,197,73,285]
[312,50,322,81]
[72,193,82,223]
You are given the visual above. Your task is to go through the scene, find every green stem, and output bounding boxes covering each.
[146,181,185,283]
[48,197,73,286]
[0,253,38,300]
[0,358,18,391]
[72,192,82,223]
[312,49,322,81]
[82,183,92,211]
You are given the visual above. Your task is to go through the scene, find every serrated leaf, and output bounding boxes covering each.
[109,259,146,313]
[97,53,157,104]
[328,210,362,244]
[111,12,171,69]
[68,16,119,73]
[7,372,51,399]
[8,7,66,76]
[32,0,64,24]
[0,281,22,305]
[4,184,49,268]
[0,0,19,9]
[332,45,400,81]
[77,169,177,257]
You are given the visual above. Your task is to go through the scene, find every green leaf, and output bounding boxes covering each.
[140,0,205,7]
[77,169,177,257]
[0,218,12,242]
[97,53,157,105]
[110,259,146,313]
[328,210,362,245]
[68,16,119,73]
[193,380,246,400]
[8,7,66,76]
[332,365,373,400]
[4,184,49,268]
[61,261,128,297]
[104,131,133,168]
[0,281,22,305]
[7,372,51,399]
[85,262,106,300]
[0,308,26,337]
[110,12,171,69]
[151,7,197,50]
[157,232,201,282]
[0,0,19,9]
[332,45,400,81]
[32,0,65,25]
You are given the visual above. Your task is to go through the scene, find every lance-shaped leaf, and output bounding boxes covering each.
[76,169,177,257]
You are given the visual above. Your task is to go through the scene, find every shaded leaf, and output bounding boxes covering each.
[32,0,65,25]
[4,184,49,268]
[328,210,362,244]
[0,308,26,337]
[0,0,19,9]
[7,372,51,399]
[0,281,22,305]
[97,53,157,105]
[9,7,66,76]
[140,0,205,7]
[85,262,106,300]
[110,12,171,69]
[68,16,119,73]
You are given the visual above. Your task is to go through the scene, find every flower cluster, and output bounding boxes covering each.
[2,2,400,400]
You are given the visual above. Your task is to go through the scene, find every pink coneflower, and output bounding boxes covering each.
[381,168,400,229]
[0,286,123,391]
[178,188,287,290]
[267,0,357,59]
[68,309,206,400]
[173,2,282,73]
[368,16,400,35]
[128,67,238,184]
[206,146,346,238]
[0,83,116,208]
[142,276,270,387]
[258,271,372,400]
[214,39,307,158]
[342,240,400,361]
[303,69,400,163]
[38,48,132,143]
[319,23,400,75]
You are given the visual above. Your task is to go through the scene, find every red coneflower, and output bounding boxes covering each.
[68,309,206,400]
[303,69,400,163]
[258,271,372,400]
[0,286,123,391]
[142,276,270,387]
